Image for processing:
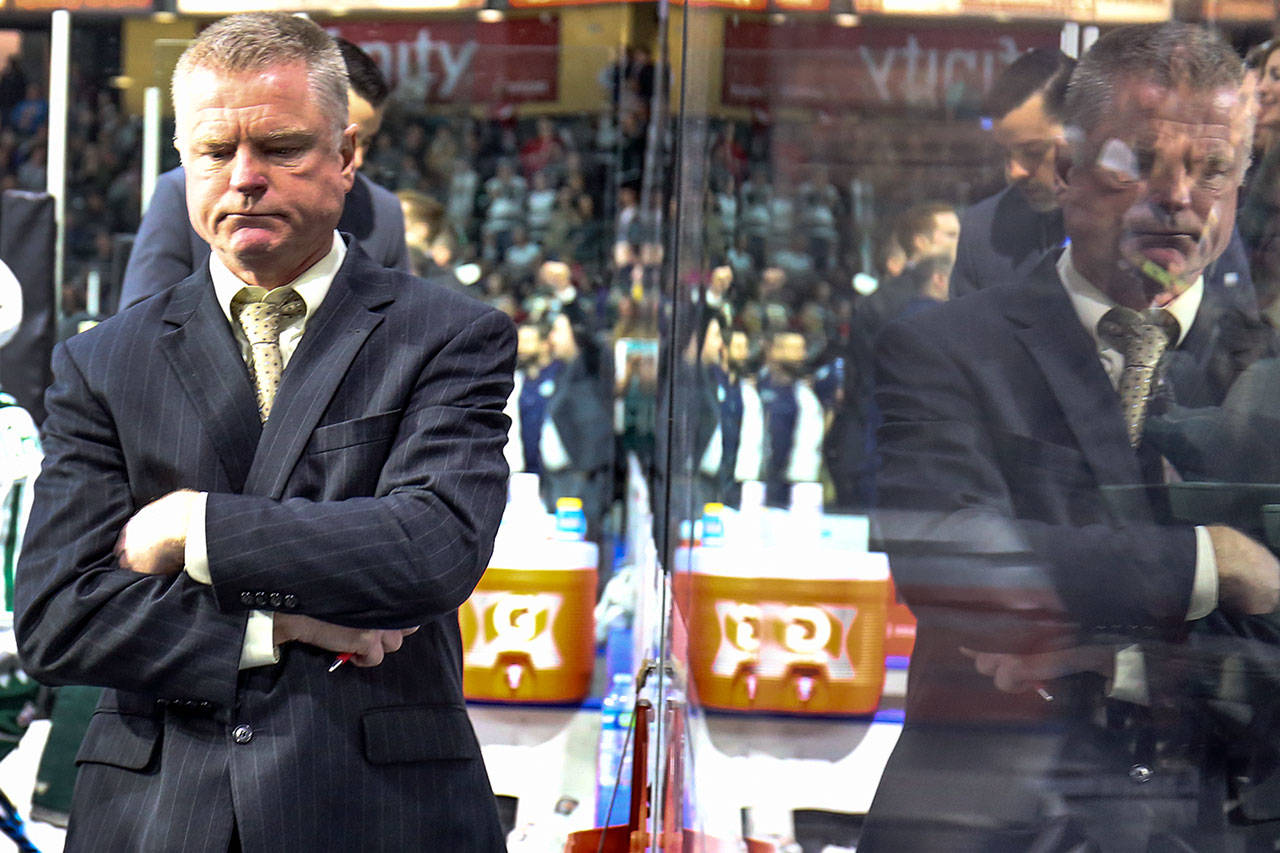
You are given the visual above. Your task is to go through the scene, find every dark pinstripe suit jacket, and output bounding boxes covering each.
[15,241,514,852]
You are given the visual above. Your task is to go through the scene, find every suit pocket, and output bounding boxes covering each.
[75,711,162,771]
[308,410,401,454]
[361,704,480,765]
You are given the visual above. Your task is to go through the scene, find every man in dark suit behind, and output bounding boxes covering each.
[118,37,408,311]
[15,14,512,851]
[862,23,1280,850]
[949,48,1074,297]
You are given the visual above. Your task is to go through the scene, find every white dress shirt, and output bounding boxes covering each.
[184,233,346,668]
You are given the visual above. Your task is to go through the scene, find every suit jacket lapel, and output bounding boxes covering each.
[1006,257,1145,489]
[158,269,262,492]
[244,246,391,499]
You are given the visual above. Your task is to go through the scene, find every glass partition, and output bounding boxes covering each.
[660,9,1280,853]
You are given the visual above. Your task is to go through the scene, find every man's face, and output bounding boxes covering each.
[1258,50,1280,130]
[768,332,807,375]
[177,62,356,289]
[548,314,578,361]
[516,325,546,368]
[922,212,960,260]
[728,331,749,367]
[993,91,1064,213]
[1060,78,1248,308]
[347,89,382,171]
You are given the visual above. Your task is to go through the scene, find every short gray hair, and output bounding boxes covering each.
[1064,23,1246,154]
[172,13,348,141]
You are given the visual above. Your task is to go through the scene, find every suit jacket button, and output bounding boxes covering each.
[268,592,283,608]
[240,591,255,606]
[232,724,254,744]
[1129,764,1153,784]
[283,595,298,609]
[254,592,270,607]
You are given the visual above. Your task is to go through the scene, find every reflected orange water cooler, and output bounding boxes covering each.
[460,493,599,703]
[674,507,891,716]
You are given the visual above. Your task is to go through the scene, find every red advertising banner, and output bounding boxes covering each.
[15,0,151,10]
[326,19,559,105]
[722,21,1060,110]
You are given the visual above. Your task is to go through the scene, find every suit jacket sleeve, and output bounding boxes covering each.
[119,169,198,311]
[873,315,1198,649]
[202,308,515,628]
[16,342,247,706]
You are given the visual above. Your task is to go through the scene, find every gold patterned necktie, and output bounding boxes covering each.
[1097,305,1180,449]
[232,289,305,423]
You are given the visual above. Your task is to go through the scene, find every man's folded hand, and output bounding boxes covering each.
[115,489,200,575]
[273,612,419,667]
[1209,525,1280,615]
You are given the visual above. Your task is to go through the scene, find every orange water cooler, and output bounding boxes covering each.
[460,486,599,703]
[675,501,891,716]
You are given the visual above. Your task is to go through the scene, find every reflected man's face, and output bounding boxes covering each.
[993,91,1064,213]
[1060,78,1248,309]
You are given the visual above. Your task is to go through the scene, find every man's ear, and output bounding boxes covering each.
[338,124,358,184]
[1053,141,1073,202]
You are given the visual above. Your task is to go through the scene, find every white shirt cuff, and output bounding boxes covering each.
[182,492,279,669]
[1107,644,1150,705]
[239,611,280,669]
[183,492,211,585]
[1188,525,1219,621]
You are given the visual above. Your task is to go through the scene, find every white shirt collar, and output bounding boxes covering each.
[212,232,346,326]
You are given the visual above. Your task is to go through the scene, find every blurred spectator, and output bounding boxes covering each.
[797,164,841,271]
[540,307,613,538]
[505,320,554,476]
[482,159,527,255]
[900,252,953,317]
[397,189,447,277]
[740,266,793,338]
[710,123,748,188]
[503,225,543,291]
[1252,40,1280,164]
[9,83,46,137]
[526,170,557,245]
[520,116,567,180]
[0,57,27,119]
[858,201,959,339]
[754,330,824,507]
[447,155,480,235]
[424,127,458,196]
[569,193,607,272]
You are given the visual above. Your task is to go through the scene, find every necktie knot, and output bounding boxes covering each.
[232,290,305,345]
[232,288,305,422]
[1097,306,1180,363]
[1097,306,1180,449]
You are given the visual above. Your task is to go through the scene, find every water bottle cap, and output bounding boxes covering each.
[790,481,823,514]
[556,497,584,510]
[509,472,541,503]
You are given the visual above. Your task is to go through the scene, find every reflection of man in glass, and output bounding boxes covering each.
[863,24,1280,850]
[950,48,1073,298]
